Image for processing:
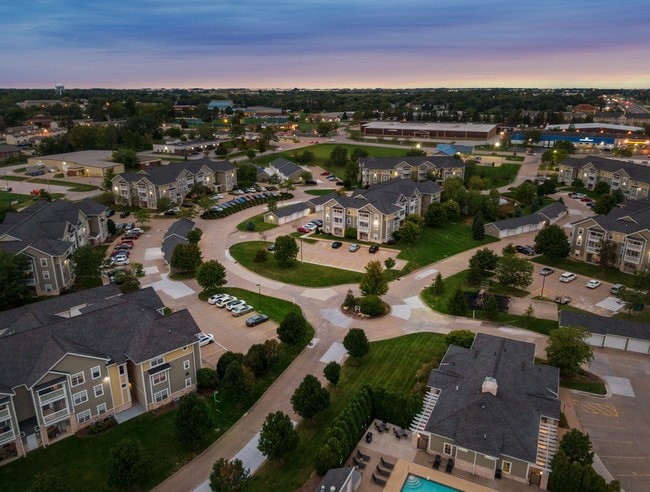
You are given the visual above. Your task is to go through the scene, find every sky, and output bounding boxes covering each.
[1,0,649,89]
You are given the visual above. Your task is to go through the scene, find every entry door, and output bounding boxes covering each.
[528,467,542,486]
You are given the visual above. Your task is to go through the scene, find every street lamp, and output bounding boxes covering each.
[299,237,303,263]
[256,283,262,311]
[541,273,547,299]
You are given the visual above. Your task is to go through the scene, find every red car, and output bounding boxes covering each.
[320,171,330,176]
[581,196,593,203]
[297,225,312,233]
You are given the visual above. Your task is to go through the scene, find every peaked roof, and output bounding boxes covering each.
[359,155,464,170]
[559,310,650,342]
[268,158,303,177]
[562,156,650,183]
[487,201,567,231]
[570,200,650,234]
[115,159,235,186]
[425,333,560,463]
[344,178,441,214]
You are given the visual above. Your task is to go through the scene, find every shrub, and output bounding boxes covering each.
[358,295,386,316]
[246,220,255,231]
[445,329,475,348]
[197,367,219,390]
[254,248,268,263]
[87,416,117,435]
[344,227,357,239]
[343,289,357,309]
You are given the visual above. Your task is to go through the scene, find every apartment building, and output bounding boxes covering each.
[112,158,237,209]
[321,178,441,243]
[358,156,465,187]
[0,285,201,460]
[558,156,650,201]
[0,199,109,296]
[569,200,650,274]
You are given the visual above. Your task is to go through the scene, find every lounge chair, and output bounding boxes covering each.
[372,473,387,487]
[353,457,366,469]
[432,454,441,469]
[376,464,391,478]
[380,457,395,470]
[356,449,370,461]
[445,458,455,473]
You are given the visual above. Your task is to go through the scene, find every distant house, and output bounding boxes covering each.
[162,218,196,265]
[0,199,109,296]
[484,202,568,239]
[358,156,464,186]
[259,158,305,182]
[412,333,560,490]
[434,144,474,156]
[207,100,234,111]
[0,285,201,458]
[0,144,20,162]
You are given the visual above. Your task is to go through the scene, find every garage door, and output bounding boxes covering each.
[587,334,605,347]
[603,335,627,350]
[626,339,650,354]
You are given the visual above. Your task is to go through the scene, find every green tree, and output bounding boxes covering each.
[445,329,475,348]
[291,374,330,420]
[195,260,227,292]
[447,287,468,316]
[197,368,219,390]
[102,167,115,192]
[496,253,534,289]
[534,225,571,260]
[359,260,388,297]
[560,429,594,466]
[399,220,421,244]
[599,240,617,271]
[170,243,203,272]
[593,181,611,196]
[71,245,105,290]
[424,202,448,227]
[384,257,396,270]
[442,177,467,210]
[546,326,594,376]
[277,311,308,346]
[467,248,499,283]
[442,200,462,222]
[593,194,617,215]
[274,235,299,268]
[482,294,499,320]
[258,411,299,461]
[323,361,341,387]
[328,146,348,167]
[175,392,214,449]
[432,272,445,296]
[112,148,138,168]
[156,196,174,212]
[513,181,537,206]
[187,228,203,244]
[209,458,250,492]
[244,343,271,377]
[343,328,370,360]
[221,361,253,401]
[216,351,244,380]
[472,212,485,240]
[107,438,148,488]
[236,162,258,188]
[343,289,357,309]
[133,208,151,228]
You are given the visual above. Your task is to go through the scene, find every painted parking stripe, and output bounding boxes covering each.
[574,400,619,417]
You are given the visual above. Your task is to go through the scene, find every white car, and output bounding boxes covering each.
[196,333,214,347]
[586,279,602,289]
[559,272,576,283]
[208,293,228,305]
[225,299,247,311]
[112,255,130,266]
[231,304,254,317]
[215,296,236,307]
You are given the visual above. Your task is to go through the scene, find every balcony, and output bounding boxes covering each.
[0,428,15,445]
[42,407,70,425]
[38,387,67,405]
[585,242,602,254]
[0,406,10,420]
[623,254,641,265]
[358,222,369,232]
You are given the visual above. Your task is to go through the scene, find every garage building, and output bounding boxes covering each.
[361,121,498,141]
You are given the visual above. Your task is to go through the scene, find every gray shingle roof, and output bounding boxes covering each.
[162,236,187,264]
[572,200,650,235]
[348,178,441,214]
[559,310,650,341]
[118,159,235,186]
[164,218,195,241]
[315,467,355,492]
[487,202,567,231]
[563,156,650,183]
[266,202,310,218]
[268,158,303,178]
[425,333,560,463]
[359,156,464,170]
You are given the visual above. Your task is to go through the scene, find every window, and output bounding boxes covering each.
[154,389,169,402]
[443,443,453,456]
[70,372,85,387]
[91,366,101,379]
[93,384,104,398]
[185,378,192,388]
[150,356,164,367]
[77,409,91,424]
[40,258,48,267]
[42,271,50,280]
[183,360,191,370]
[45,284,53,292]
[502,461,512,474]
[151,372,167,385]
[97,403,107,415]
[73,390,88,406]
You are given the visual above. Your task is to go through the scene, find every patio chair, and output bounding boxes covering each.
[380,457,395,470]
[375,464,391,478]
[353,457,367,469]
[432,454,442,470]
[356,449,370,461]
[445,458,455,473]
[372,473,387,487]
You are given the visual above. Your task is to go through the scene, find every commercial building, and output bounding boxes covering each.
[358,156,465,187]
[361,122,498,141]
[27,150,125,178]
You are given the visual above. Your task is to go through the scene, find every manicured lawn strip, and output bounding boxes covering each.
[12,167,26,173]
[304,188,337,196]
[229,241,363,286]
[0,192,33,208]
[530,255,633,285]
[28,178,99,191]
[561,379,607,395]
[472,163,521,188]
[248,333,448,492]
[396,223,498,273]
[236,213,278,232]
[198,287,303,323]
[2,175,29,181]
[614,309,650,323]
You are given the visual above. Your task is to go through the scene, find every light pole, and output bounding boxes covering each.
[299,237,303,263]
[256,283,262,311]
[541,274,547,299]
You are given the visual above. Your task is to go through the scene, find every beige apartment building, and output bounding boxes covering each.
[358,156,465,187]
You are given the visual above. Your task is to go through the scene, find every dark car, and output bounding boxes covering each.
[305,179,317,185]
[369,245,379,254]
[516,245,535,256]
[106,209,115,217]
[246,314,270,327]
[266,243,276,252]
[331,241,342,249]
[119,211,130,218]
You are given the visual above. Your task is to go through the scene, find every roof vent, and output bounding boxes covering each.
[481,376,498,396]
[521,361,527,371]
[473,350,479,358]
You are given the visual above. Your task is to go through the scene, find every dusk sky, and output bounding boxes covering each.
[2,0,649,89]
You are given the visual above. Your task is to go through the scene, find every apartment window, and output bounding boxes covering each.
[77,409,91,424]
[91,366,101,379]
[151,372,167,385]
[93,384,104,398]
[183,360,191,370]
[154,389,169,402]
[97,403,107,415]
[70,372,85,387]
[443,443,453,456]
[40,258,48,267]
[347,218,351,225]
[502,461,512,474]
[185,378,192,388]
[150,356,164,368]
[73,390,88,406]
[45,284,53,292]
[42,271,50,280]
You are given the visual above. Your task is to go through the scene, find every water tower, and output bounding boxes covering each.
[55,84,64,95]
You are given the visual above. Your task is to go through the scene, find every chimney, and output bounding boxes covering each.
[481,376,498,396]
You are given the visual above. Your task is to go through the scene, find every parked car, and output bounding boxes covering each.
[215,296,236,307]
[312,219,323,227]
[130,228,144,234]
[208,293,229,305]
[349,244,361,252]
[332,241,342,249]
[112,256,130,266]
[586,279,602,289]
[119,211,130,218]
[516,245,535,256]
[225,299,247,311]
[246,314,270,327]
[196,333,214,346]
[231,304,254,317]
[267,243,276,252]
[369,245,379,254]
[559,272,577,283]
[320,171,331,176]
[540,267,554,276]
[297,225,314,233]
[305,179,317,185]
[555,296,572,305]
[610,284,625,295]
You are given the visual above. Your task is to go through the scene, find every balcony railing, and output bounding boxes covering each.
[38,387,67,405]
[625,243,644,252]
[623,254,641,264]
[42,407,70,425]
[0,428,15,445]
[0,407,10,420]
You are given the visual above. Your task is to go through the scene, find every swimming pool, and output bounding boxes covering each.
[401,473,459,492]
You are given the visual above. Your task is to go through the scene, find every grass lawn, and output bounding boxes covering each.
[472,163,521,188]
[236,213,278,232]
[560,370,607,395]
[304,188,337,196]
[12,167,26,173]
[531,255,634,285]
[229,241,363,287]
[248,333,448,491]
[2,175,29,181]
[28,178,99,192]
[198,287,303,322]
[0,192,34,208]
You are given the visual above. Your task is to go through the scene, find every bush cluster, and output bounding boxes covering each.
[200,193,293,220]
[358,295,386,316]
[87,416,117,435]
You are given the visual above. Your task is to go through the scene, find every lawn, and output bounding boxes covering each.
[2,175,28,181]
[236,213,278,232]
[229,241,363,287]
[304,188,337,196]
[28,178,99,192]
[0,192,34,208]
[248,332,448,491]
[531,255,634,285]
[472,163,521,188]
[198,287,303,322]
